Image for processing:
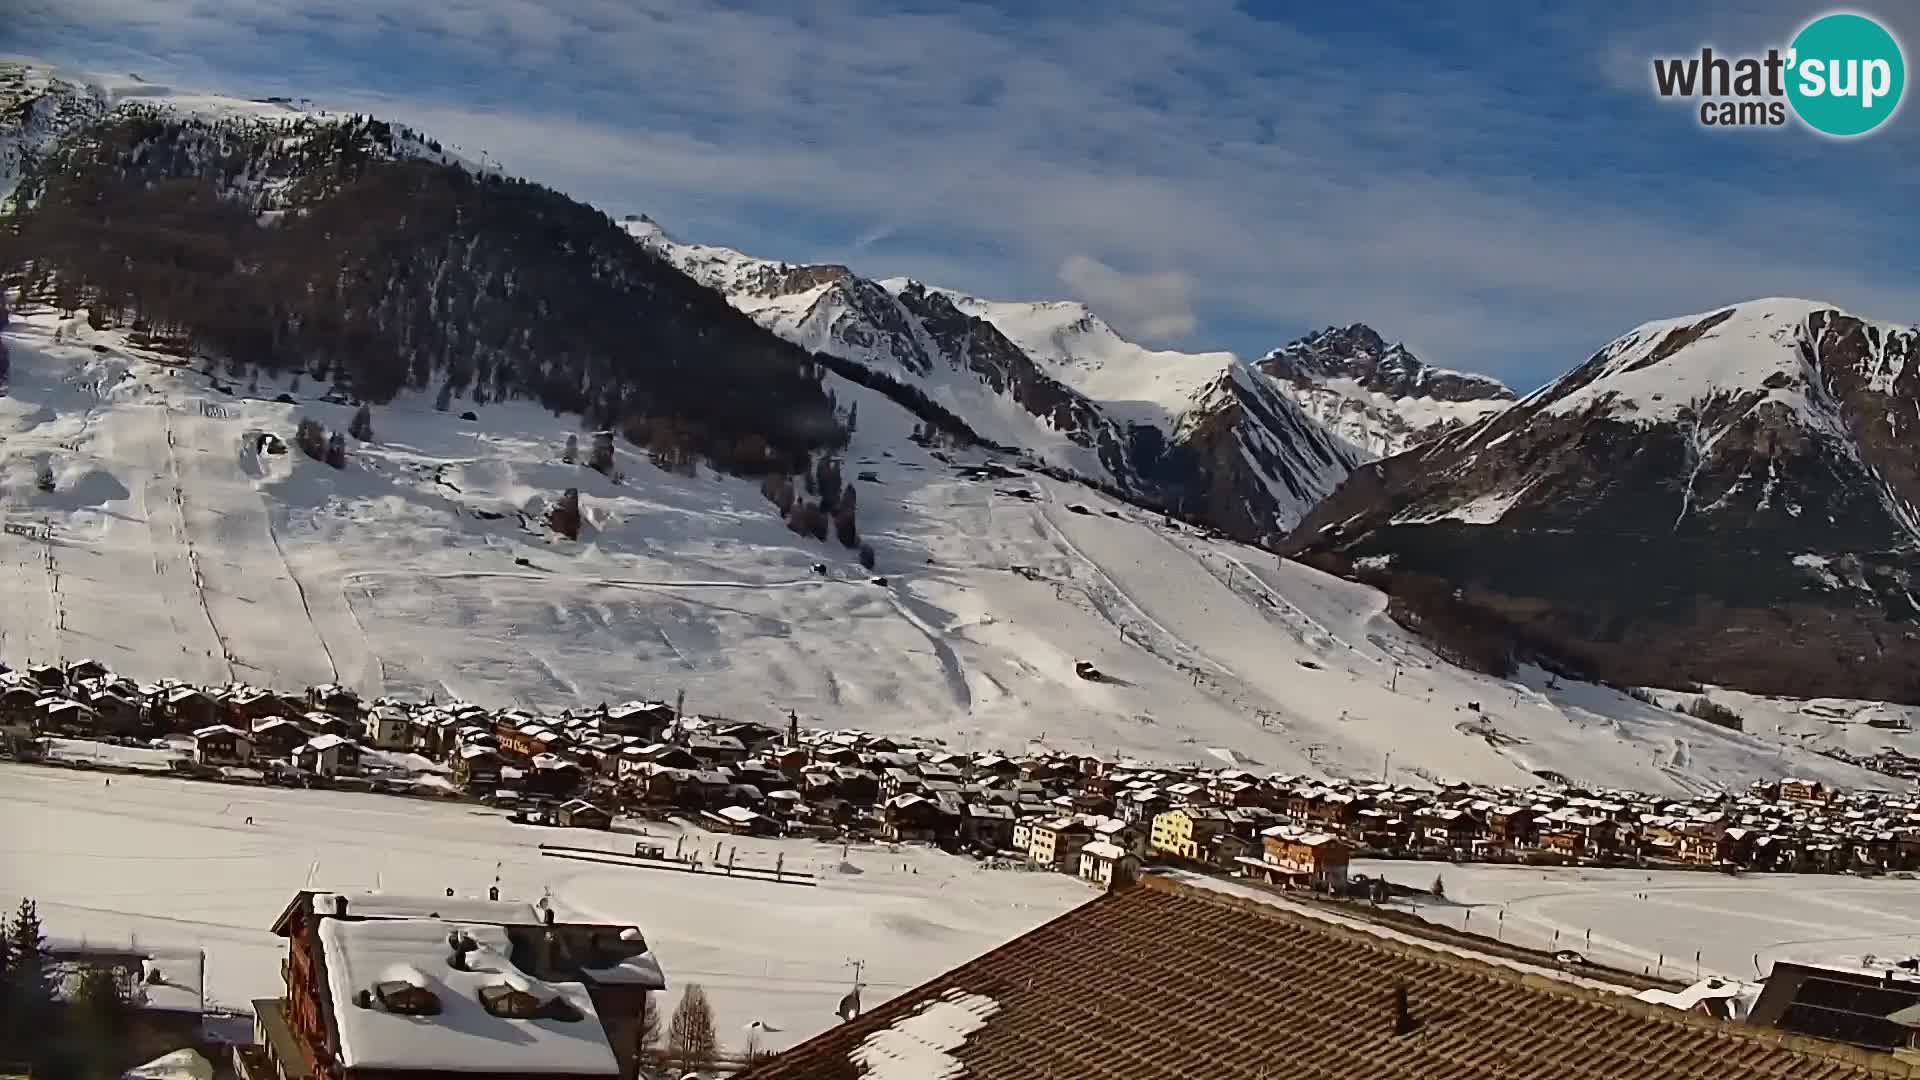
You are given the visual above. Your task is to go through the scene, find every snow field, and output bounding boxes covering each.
[0,765,1089,1054]
[1356,858,1920,983]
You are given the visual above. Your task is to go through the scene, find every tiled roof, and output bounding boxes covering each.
[739,874,1913,1080]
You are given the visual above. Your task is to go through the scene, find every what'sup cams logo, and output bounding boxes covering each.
[1652,11,1905,136]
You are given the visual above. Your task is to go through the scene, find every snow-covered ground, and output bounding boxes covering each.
[1356,858,1920,984]
[1,307,1911,794]
[0,765,1089,1053]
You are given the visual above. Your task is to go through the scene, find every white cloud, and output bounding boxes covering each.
[1057,255,1198,342]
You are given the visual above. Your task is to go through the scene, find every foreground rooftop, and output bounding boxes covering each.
[740,873,1916,1080]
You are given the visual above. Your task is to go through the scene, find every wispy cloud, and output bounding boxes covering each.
[1058,256,1198,342]
[13,0,1920,387]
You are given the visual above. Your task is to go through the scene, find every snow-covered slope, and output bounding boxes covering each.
[1287,298,1920,703]
[1258,324,1515,457]
[2,304,1902,795]
[927,290,1233,431]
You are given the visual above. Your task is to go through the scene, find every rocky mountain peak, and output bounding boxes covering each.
[1261,325,1511,406]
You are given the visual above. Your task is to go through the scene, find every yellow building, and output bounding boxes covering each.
[1150,808,1228,862]
[1028,817,1093,870]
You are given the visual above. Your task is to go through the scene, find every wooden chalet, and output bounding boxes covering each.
[452,745,504,791]
[251,717,309,759]
[193,725,255,767]
[306,683,362,720]
[556,799,612,830]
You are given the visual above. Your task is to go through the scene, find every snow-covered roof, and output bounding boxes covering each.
[318,918,619,1074]
[1081,840,1128,860]
[307,733,354,752]
[311,892,545,925]
[847,989,1002,1080]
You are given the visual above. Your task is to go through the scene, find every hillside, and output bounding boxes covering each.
[3,105,843,474]
[1285,299,1920,703]
[2,307,1909,795]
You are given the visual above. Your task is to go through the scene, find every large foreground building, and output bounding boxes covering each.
[739,872,1916,1080]
[244,891,667,1080]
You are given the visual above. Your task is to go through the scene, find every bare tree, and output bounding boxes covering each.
[634,990,661,1061]
[666,983,718,1076]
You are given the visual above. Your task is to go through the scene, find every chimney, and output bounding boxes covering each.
[1392,983,1417,1036]
[333,895,348,918]
[544,908,555,927]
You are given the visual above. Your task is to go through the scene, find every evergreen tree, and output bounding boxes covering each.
[348,402,374,441]
[666,983,718,1076]
[834,483,859,548]
[859,543,876,571]
[549,488,582,540]
[588,431,615,476]
[295,418,328,461]
[434,381,453,412]
[5,898,55,1041]
[846,401,857,433]
[562,434,578,464]
[70,962,133,1072]
[325,431,347,469]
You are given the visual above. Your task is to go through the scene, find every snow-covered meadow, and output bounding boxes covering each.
[0,764,1089,1053]
[1,307,1914,794]
[1356,858,1920,984]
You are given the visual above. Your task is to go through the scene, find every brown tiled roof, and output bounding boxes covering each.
[740,874,1918,1080]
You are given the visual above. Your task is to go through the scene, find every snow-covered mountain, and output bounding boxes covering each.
[928,290,1232,432]
[625,217,1139,482]
[1285,298,1920,703]
[1259,324,1515,457]
[0,58,480,208]
[626,217,1510,538]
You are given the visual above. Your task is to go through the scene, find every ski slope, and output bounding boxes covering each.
[0,307,1908,794]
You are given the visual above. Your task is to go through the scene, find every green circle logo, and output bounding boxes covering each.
[1787,13,1905,137]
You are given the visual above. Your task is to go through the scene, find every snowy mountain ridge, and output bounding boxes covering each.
[1259,324,1516,458]
[624,215,1516,538]
[0,58,486,208]
[1286,297,1920,704]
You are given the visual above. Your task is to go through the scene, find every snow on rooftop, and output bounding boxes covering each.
[312,892,544,925]
[318,918,618,1075]
[121,1049,213,1080]
[848,989,1002,1080]
[1168,872,1632,994]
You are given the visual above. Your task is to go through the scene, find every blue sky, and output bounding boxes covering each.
[11,0,1918,388]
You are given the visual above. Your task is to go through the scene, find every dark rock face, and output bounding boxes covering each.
[1166,367,1369,539]
[1261,324,1513,404]
[1283,304,1920,703]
